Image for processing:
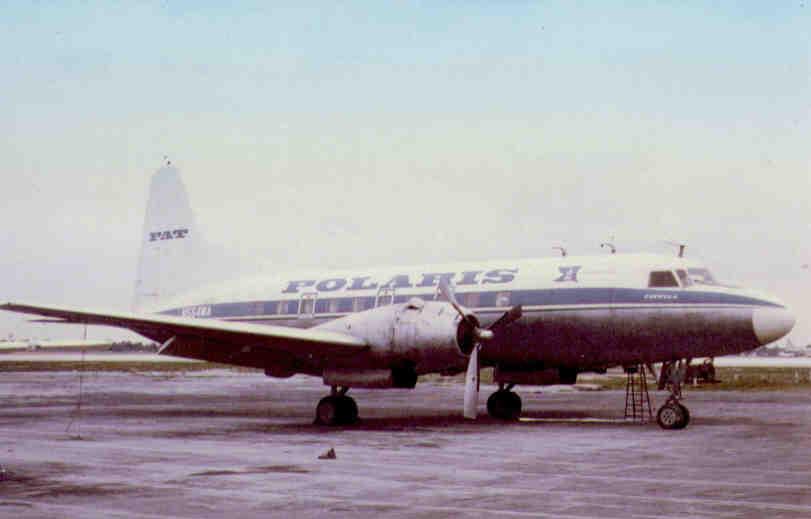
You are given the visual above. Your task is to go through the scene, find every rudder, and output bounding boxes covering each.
[133,162,205,311]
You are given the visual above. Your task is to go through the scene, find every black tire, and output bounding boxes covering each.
[506,391,522,420]
[486,391,504,418]
[675,404,690,429]
[337,396,359,424]
[487,390,521,421]
[656,404,685,430]
[315,396,339,425]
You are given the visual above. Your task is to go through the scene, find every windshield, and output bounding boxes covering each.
[676,269,693,287]
[687,267,719,286]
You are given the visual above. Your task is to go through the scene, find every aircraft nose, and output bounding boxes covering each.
[752,306,796,346]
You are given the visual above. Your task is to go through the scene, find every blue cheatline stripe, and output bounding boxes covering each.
[160,287,781,318]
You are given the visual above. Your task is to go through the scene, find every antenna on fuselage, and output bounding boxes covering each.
[664,241,687,258]
[600,242,616,254]
[552,246,567,257]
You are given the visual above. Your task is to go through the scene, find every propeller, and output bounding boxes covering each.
[438,280,522,419]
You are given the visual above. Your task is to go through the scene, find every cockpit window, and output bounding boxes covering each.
[687,268,719,286]
[676,269,692,287]
[649,271,679,288]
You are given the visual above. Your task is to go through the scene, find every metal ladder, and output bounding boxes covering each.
[624,364,654,424]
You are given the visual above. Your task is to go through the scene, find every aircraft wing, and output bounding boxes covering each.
[0,302,368,367]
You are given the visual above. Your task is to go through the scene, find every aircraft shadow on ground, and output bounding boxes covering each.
[191,409,649,436]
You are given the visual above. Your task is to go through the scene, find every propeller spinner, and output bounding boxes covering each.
[437,280,522,419]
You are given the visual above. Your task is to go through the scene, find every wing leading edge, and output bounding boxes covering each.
[0,302,368,369]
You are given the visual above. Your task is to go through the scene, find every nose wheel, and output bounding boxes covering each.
[656,360,691,430]
[315,387,358,425]
[656,398,690,430]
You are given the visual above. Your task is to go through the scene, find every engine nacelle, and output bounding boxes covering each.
[264,366,296,378]
[494,366,578,386]
[323,367,418,388]
[316,298,475,373]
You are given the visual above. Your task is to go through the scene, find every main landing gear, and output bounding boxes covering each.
[487,384,522,421]
[655,360,690,430]
[315,386,358,425]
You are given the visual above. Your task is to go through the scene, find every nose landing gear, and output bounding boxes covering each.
[656,399,690,430]
[655,360,691,430]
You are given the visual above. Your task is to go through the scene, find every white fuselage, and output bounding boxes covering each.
[151,253,794,376]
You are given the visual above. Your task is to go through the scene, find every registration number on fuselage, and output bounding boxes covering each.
[181,305,212,318]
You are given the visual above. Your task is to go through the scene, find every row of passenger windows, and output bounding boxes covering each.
[183,273,709,318]
[288,292,513,316]
[209,292,514,318]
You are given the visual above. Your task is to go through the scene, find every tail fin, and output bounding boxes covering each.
[133,163,205,311]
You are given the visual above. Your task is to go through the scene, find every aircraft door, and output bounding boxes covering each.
[299,292,317,320]
[375,286,395,307]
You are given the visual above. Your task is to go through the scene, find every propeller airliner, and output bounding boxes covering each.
[1,164,795,429]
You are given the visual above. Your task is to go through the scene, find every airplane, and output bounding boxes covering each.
[1,163,795,429]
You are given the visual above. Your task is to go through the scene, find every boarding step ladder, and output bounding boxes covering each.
[624,364,654,424]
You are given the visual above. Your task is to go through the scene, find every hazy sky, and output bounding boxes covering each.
[1,2,809,343]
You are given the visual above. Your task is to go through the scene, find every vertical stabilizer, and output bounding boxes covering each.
[133,163,205,311]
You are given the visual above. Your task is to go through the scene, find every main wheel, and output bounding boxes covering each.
[315,396,339,425]
[336,395,358,424]
[656,403,685,430]
[486,390,522,421]
[506,391,522,418]
[675,403,690,429]
[315,395,359,425]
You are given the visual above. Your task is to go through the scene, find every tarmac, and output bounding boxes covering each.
[1,370,810,518]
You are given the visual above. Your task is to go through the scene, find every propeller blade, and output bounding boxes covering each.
[488,305,523,332]
[437,279,467,319]
[463,345,480,419]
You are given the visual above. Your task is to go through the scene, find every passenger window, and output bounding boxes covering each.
[495,292,511,307]
[353,297,373,312]
[463,293,480,307]
[648,271,679,288]
[337,298,353,313]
